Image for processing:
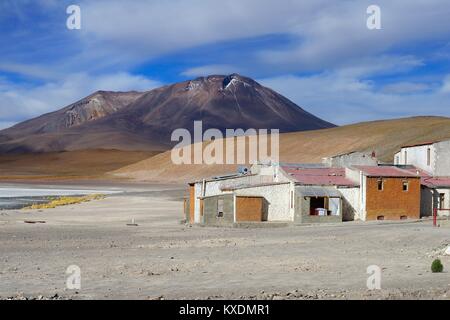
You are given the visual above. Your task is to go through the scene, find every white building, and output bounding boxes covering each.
[394,139,450,216]
[394,140,450,176]
[186,162,360,226]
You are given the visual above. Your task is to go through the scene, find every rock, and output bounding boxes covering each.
[444,246,450,255]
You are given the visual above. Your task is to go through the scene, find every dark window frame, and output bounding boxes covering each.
[377,179,384,191]
[439,193,445,210]
[402,180,409,192]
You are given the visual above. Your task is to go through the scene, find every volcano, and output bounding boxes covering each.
[0,74,335,153]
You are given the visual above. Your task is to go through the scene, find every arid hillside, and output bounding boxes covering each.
[0,149,157,180]
[112,116,450,183]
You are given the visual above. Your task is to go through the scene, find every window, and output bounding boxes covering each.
[310,197,328,216]
[402,181,409,192]
[404,151,408,164]
[377,179,384,191]
[427,148,431,166]
[217,198,224,217]
[439,193,445,210]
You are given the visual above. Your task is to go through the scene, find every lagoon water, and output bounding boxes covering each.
[0,187,114,198]
[0,186,120,210]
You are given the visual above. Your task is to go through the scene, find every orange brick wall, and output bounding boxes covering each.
[365,177,421,220]
[236,196,263,222]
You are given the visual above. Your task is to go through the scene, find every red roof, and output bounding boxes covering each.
[422,177,450,188]
[353,166,419,178]
[393,167,450,188]
[281,166,358,187]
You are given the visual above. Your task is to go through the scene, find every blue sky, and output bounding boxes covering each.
[1,0,450,129]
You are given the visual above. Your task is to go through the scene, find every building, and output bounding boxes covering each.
[394,140,450,176]
[394,139,450,217]
[345,166,421,221]
[184,158,424,226]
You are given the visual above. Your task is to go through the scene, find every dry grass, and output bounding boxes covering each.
[24,194,105,210]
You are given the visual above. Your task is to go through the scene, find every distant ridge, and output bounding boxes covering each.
[112,116,450,183]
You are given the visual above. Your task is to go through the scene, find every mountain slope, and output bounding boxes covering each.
[0,74,334,154]
[0,91,147,153]
[112,116,450,183]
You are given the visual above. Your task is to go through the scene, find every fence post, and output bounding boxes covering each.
[433,207,437,227]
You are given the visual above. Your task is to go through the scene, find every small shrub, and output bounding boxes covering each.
[431,259,444,273]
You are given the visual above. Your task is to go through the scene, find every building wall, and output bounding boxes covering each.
[295,196,342,224]
[189,184,195,223]
[193,174,272,223]
[194,182,203,223]
[345,167,361,184]
[360,176,367,221]
[234,183,292,221]
[338,187,361,221]
[365,177,421,220]
[394,152,401,165]
[203,194,235,226]
[397,144,435,174]
[435,188,450,217]
[434,141,450,176]
[421,187,434,217]
[419,187,450,217]
[323,152,377,168]
[235,196,265,222]
[250,164,292,183]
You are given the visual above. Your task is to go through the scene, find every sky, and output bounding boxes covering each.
[0,0,450,129]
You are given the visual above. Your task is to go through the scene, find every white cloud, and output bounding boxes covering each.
[0,62,61,80]
[259,72,450,125]
[71,0,450,74]
[257,0,450,73]
[0,72,162,126]
[181,65,238,77]
[441,75,450,93]
[381,82,429,94]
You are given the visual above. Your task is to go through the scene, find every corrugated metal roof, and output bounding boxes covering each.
[422,177,450,188]
[278,163,329,169]
[397,167,450,188]
[353,165,419,178]
[296,186,342,197]
[220,182,290,191]
[281,166,358,187]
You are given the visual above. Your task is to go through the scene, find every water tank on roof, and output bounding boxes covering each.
[238,166,249,175]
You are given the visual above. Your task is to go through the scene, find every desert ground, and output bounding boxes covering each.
[0,182,449,300]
